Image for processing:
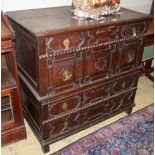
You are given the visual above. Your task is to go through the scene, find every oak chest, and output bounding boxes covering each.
[6,6,152,153]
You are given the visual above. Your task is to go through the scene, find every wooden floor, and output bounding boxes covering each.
[1,76,154,155]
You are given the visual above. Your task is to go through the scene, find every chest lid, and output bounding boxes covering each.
[6,6,152,37]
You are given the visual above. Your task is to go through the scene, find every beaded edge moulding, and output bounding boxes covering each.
[72,0,120,19]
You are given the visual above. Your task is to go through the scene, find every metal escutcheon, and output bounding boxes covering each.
[61,102,68,111]
[61,69,72,81]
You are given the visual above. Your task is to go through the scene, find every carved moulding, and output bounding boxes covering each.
[72,0,120,19]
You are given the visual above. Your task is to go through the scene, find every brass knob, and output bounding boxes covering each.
[127,53,134,63]
[61,102,68,111]
[63,38,70,50]
[63,121,69,129]
[122,81,126,88]
[132,27,136,37]
[60,69,72,81]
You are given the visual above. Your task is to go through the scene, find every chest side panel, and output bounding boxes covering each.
[8,19,41,94]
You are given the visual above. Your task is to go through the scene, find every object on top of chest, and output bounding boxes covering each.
[72,0,120,19]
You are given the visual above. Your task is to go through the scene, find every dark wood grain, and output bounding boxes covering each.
[6,6,152,37]
[6,6,151,153]
[1,12,26,146]
[1,68,16,90]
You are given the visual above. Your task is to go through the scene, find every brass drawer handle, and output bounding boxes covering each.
[63,121,69,129]
[132,27,136,37]
[122,81,126,88]
[60,69,72,81]
[127,53,134,63]
[61,102,68,111]
[63,38,70,50]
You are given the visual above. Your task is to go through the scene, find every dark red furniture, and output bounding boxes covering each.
[6,6,152,153]
[1,12,26,145]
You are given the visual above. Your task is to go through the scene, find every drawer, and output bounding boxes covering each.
[107,90,136,113]
[48,111,81,137]
[47,72,138,120]
[87,26,119,45]
[46,26,119,52]
[111,74,138,94]
[82,90,136,123]
[83,73,138,106]
[120,22,147,38]
[83,81,111,106]
[82,100,107,123]
[48,95,81,117]
[46,32,86,52]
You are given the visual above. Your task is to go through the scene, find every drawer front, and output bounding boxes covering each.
[82,100,107,123]
[111,73,138,94]
[120,22,147,39]
[46,26,119,52]
[83,73,138,106]
[87,26,119,45]
[83,82,111,106]
[48,95,81,117]
[82,90,136,123]
[47,73,138,120]
[46,32,86,51]
[48,52,82,93]
[48,111,81,138]
[116,39,143,72]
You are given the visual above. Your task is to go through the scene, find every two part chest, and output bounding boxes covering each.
[15,21,146,134]
[6,7,151,152]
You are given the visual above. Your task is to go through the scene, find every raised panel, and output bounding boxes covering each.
[117,40,139,72]
[48,52,82,93]
[111,74,138,94]
[84,44,115,82]
[48,95,81,117]
[82,90,136,124]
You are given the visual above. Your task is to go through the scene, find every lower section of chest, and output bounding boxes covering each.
[20,71,139,151]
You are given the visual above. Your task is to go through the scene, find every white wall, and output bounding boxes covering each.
[1,0,153,14]
[121,0,153,14]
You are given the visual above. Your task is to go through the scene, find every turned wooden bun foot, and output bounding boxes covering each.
[126,107,133,116]
[41,144,50,153]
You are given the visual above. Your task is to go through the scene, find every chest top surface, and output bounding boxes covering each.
[6,6,152,37]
